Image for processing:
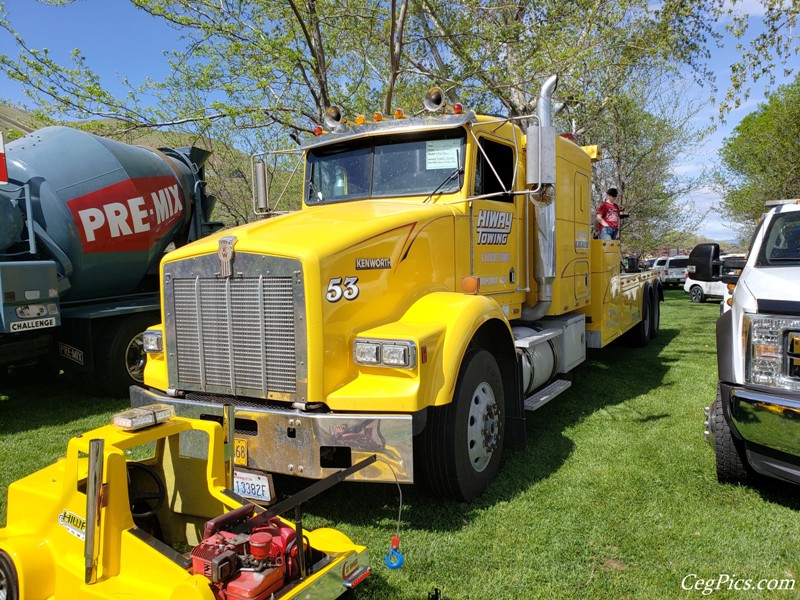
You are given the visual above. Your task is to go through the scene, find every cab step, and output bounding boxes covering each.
[523,379,572,412]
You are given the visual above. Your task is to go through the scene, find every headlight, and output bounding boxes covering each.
[143,330,163,354]
[744,314,800,392]
[353,338,416,369]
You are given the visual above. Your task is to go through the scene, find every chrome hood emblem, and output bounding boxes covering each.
[218,236,238,278]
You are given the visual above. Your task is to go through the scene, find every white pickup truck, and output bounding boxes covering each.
[689,201,800,486]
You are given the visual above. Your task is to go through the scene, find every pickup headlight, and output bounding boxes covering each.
[143,330,163,354]
[354,338,417,369]
[744,314,800,392]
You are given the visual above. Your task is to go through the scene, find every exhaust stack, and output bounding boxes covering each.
[525,75,558,320]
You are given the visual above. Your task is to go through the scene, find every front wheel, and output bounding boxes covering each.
[690,285,706,303]
[712,393,751,484]
[418,349,505,501]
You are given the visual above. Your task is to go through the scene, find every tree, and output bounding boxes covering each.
[2,1,791,231]
[717,75,800,233]
[583,79,708,256]
[720,0,800,115]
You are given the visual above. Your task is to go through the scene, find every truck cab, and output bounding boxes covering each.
[690,201,800,486]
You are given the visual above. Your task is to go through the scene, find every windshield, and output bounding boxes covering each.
[758,210,800,266]
[306,131,465,204]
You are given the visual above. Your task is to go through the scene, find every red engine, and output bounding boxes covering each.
[191,513,301,600]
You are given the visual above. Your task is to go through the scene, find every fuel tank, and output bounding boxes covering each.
[0,126,207,300]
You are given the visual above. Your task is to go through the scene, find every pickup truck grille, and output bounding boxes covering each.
[163,253,307,401]
[789,332,800,381]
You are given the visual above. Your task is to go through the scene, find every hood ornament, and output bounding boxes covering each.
[218,236,238,278]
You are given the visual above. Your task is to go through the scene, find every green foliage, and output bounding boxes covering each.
[720,0,800,115]
[1,1,796,231]
[586,81,708,256]
[717,75,800,233]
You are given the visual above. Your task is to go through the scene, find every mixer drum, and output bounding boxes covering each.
[4,127,197,300]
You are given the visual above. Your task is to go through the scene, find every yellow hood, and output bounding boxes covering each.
[165,201,456,263]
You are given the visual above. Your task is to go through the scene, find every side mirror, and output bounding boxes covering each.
[688,243,720,281]
[721,257,746,285]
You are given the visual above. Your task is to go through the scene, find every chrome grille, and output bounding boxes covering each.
[164,253,306,400]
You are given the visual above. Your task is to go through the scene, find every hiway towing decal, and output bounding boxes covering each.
[476,210,512,245]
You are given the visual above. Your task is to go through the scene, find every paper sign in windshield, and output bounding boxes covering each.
[426,139,460,170]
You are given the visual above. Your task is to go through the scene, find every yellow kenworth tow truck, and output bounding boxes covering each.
[133,76,662,501]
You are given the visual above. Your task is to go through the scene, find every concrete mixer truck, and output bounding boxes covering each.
[0,126,222,395]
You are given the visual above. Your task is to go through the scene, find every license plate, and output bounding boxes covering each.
[234,438,248,466]
[233,470,274,503]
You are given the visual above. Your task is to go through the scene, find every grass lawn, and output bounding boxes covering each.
[1,289,797,598]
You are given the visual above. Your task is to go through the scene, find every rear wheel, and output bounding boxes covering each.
[0,551,19,600]
[649,285,661,339]
[95,313,158,397]
[629,284,651,347]
[690,285,706,303]
[712,393,751,484]
[419,349,505,501]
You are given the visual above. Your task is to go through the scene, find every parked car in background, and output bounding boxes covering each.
[653,255,689,286]
[684,255,745,303]
[642,258,656,270]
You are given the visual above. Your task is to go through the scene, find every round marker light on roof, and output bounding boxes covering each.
[355,114,366,125]
[313,125,323,136]
[373,112,383,122]
[453,102,464,115]
[393,108,405,119]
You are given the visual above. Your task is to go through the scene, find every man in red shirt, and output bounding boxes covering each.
[596,188,621,240]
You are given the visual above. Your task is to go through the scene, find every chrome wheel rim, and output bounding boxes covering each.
[126,332,147,382]
[467,381,499,472]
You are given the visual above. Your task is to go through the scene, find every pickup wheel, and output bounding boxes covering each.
[689,285,706,303]
[0,550,19,600]
[95,314,158,398]
[712,394,751,484]
[420,349,505,501]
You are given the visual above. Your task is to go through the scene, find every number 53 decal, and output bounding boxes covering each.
[326,276,360,302]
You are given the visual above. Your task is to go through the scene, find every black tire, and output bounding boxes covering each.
[418,349,505,501]
[649,284,661,340]
[689,285,706,303]
[712,393,751,484]
[95,313,158,397]
[629,284,651,347]
[0,550,20,600]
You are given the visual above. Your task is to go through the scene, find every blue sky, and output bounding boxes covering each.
[1,1,795,242]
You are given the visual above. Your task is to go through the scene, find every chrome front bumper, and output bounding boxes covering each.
[729,387,800,458]
[131,386,414,483]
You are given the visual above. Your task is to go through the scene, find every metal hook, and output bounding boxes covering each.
[384,547,405,569]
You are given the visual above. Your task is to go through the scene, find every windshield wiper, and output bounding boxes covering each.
[423,167,463,204]
[308,170,324,204]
